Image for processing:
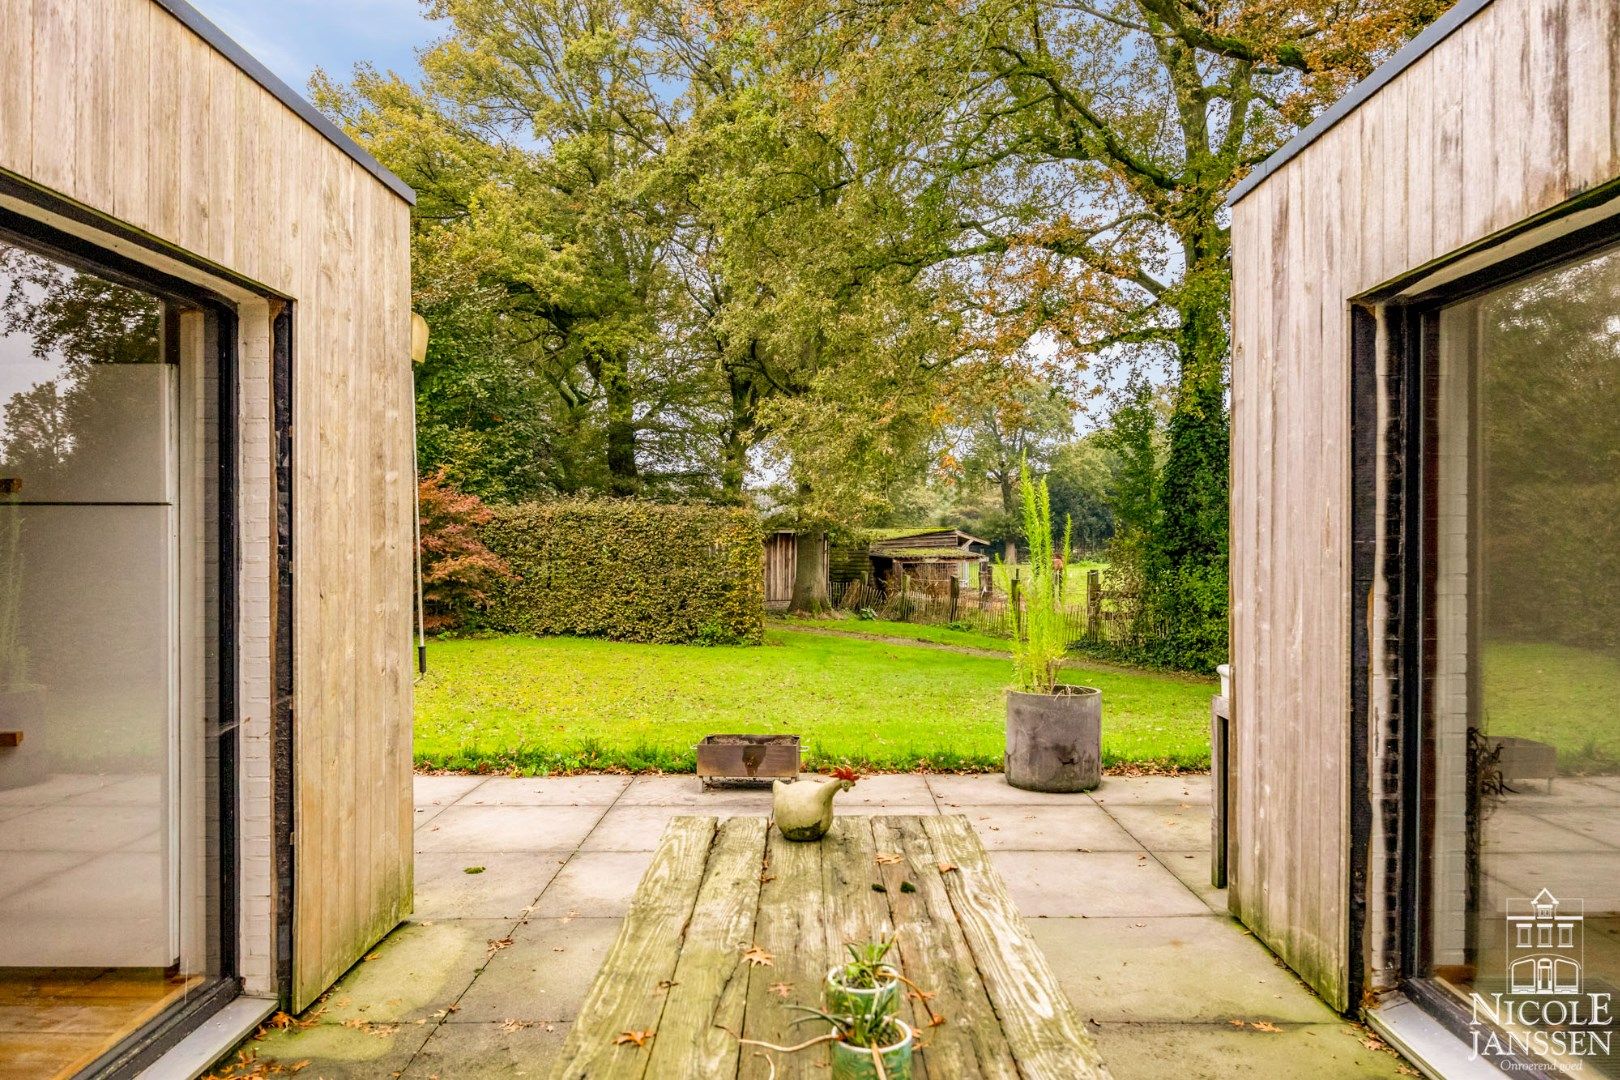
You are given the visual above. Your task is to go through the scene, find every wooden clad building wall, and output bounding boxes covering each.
[1229,0,1618,1010]
[0,0,415,1009]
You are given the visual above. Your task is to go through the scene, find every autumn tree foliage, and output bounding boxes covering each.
[418,470,514,631]
[321,0,1452,667]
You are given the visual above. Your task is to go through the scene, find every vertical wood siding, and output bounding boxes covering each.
[763,532,797,611]
[1229,0,1617,1010]
[0,0,415,1009]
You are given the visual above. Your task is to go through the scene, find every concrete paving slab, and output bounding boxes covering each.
[580,804,763,851]
[532,851,656,918]
[247,1018,435,1078]
[955,804,1142,851]
[454,916,623,1023]
[833,773,937,808]
[415,805,607,854]
[1103,802,1210,852]
[987,850,1210,918]
[314,919,518,1025]
[404,1019,570,1078]
[1089,1021,1412,1080]
[1484,806,1614,853]
[461,776,631,807]
[1159,849,1228,914]
[1088,774,1211,805]
[413,775,487,807]
[414,852,571,920]
[928,773,1097,807]
[616,776,774,807]
[1029,916,1335,1024]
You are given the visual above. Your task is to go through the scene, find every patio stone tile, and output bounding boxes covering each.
[928,773,1098,807]
[415,802,453,829]
[1483,806,1612,854]
[1103,802,1210,852]
[617,776,774,808]
[532,852,656,918]
[832,773,936,808]
[62,774,161,806]
[414,774,487,808]
[581,804,764,851]
[404,1019,570,1078]
[0,805,160,853]
[0,774,113,806]
[1160,849,1229,914]
[414,852,571,920]
[1496,779,1620,812]
[1029,916,1334,1024]
[454,917,622,1023]
[415,805,606,854]
[249,1018,435,1078]
[986,850,1208,918]
[1089,1021,1411,1080]
[954,805,1141,851]
[461,776,632,807]
[315,919,517,1025]
[1088,774,1212,806]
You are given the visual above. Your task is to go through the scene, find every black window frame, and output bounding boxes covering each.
[0,205,243,1079]
[1353,201,1620,1073]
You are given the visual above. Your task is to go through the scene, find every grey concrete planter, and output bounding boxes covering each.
[1005,685,1101,792]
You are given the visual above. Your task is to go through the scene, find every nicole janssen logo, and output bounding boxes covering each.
[1470,889,1612,1067]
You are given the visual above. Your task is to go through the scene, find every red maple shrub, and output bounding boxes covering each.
[419,470,514,631]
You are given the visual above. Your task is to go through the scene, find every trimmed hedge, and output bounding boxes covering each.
[480,499,765,645]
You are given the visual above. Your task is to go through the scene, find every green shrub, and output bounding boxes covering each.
[480,499,765,645]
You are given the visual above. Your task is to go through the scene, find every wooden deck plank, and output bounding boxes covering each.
[643,816,770,1078]
[923,814,1110,1079]
[549,816,719,1080]
[872,816,1020,1079]
[820,817,930,1080]
[739,825,830,1080]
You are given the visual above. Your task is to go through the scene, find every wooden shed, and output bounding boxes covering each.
[0,2,414,1075]
[1228,0,1620,1072]
[867,527,990,591]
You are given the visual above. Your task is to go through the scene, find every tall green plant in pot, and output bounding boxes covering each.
[1005,470,1101,792]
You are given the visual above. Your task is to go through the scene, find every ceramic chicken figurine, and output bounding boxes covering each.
[773,769,858,842]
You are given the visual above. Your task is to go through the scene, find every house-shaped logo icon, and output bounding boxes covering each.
[1506,889,1583,995]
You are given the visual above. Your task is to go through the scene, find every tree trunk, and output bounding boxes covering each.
[599,355,640,496]
[789,531,829,613]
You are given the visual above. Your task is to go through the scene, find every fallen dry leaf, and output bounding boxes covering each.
[614,1029,655,1048]
[937,862,959,874]
[487,937,515,959]
[501,1019,538,1033]
[769,982,793,998]
[875,852,903,865]
[1251,1021,1281,1034]
[742,945,775,967]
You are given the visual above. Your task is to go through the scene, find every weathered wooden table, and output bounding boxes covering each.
[549,814,1110,1079]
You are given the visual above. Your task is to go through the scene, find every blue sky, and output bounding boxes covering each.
[190,0,436,95]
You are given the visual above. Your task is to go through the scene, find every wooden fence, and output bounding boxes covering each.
[831,567,1151,651]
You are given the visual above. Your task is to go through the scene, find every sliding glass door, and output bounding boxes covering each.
[0,236,227,1077]
[1421,241,1620,1074]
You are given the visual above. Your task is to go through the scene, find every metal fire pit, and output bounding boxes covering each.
[696,734,800,789]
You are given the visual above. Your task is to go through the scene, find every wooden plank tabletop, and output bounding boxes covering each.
[550,814,1110,1079]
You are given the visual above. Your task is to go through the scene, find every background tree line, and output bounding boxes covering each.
[317,0,1448,670]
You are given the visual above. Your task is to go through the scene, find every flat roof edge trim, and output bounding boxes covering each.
[152,0,417,206]
[1226,0,1497,208]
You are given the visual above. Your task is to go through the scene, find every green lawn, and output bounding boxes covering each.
[415,628,1214,774]
[770,616,1013,652]
[1485,641,1620,773]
